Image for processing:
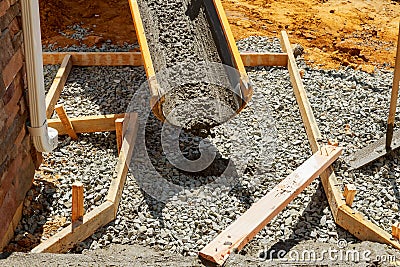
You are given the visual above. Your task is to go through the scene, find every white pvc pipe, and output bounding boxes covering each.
[20,0,58,152]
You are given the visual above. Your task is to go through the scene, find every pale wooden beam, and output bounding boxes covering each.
[72,182,84,227]
[48,113,125,135]
[106,113,139,215]
[42,52,143,66]
[392,222,400,240]
[115,118,124,155]
[280,31,322,152]
[31,201,114,253]
[343,184,357,207]
[280,30,400,252]
[42,51,288,67]
[54,104,78,140]
[31,113,139,253]
[240,52,288,67]
[45,55,73,118]
[199,145,343,265]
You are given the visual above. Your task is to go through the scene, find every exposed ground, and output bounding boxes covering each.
[39,0,400,72]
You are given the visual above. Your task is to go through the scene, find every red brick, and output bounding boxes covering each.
[0,3,19,32]
[2,47,23,88]
[8,16,18,35]
[0,29,14,71]
[0,1,11,18]
[0,152,34,240]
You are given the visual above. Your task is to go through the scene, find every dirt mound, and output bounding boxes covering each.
[39,0,137,47]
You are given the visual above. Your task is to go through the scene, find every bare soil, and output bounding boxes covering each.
[40,0,400,72]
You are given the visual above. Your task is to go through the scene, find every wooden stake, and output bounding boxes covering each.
[343,184,357,207]
[115,118,124,154]
[72,182,84,225]
[392,222,400,240]
[54,104,78,140]
[45,55,73,118]
[199,145,342,265]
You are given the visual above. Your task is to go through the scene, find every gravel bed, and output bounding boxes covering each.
[7,36,399,260]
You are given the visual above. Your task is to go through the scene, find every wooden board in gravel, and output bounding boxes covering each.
[129,0,252,135]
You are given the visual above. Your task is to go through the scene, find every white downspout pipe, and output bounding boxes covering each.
[21,0,58,152]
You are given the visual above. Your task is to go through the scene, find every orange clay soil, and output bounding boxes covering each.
[39,0,399,70]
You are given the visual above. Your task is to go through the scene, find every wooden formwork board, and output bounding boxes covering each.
[45,55,73,118]
[32,113,138,253]
[280,30,400,250]
[199,146,343,265]
[43,52,289,67]
[48,114,125,135]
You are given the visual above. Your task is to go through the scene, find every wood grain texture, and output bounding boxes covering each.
[48,114,125,135]
[200,146,342,265]
[45,55,73,118]
[54,104,78,140]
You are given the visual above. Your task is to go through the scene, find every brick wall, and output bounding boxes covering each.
[0,0,39,250]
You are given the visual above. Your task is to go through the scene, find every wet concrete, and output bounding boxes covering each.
[137,0,242,132]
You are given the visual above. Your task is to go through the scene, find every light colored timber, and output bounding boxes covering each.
[115,118,124,155]
[45,55,73,118]
[72,182,84,226]
[31,201,114,253]
[280,31,322,152]
[281,30,400,251]
[43,52,143,66]
[211,0,252,104]
[337,205,400,250]
[240,52,288,67]
[280,30,345,218]
[106,113,139,215]
[48,113,125,135]
[343,184,357,207]
[128,0,164,121]
[42,51,288,67]
[392,222,400,240]
[54,104,78,140]
[199,146,343,265]
[31,113,138,253]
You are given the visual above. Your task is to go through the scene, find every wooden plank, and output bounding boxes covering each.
[279,31,345,219]
[337,205,400,250]
[279,30,400,251]
[210,0,252,104]
[343,184,357,207]
[240,52,288,67]
[54,104,78,140]
[106,113,139,215]
[128,0,164,121]
[48,113,125,135]
[31,201,114,253]
[31,115,138,253]
[392,222,400,240]
[45,55,73,118]
[386,23,400,149]
[42,52,143,66]
[115,118,124,155]
[72,182,84,225]
[199,145,343,265]
[280,31,322,152]
[43,51,288,67]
